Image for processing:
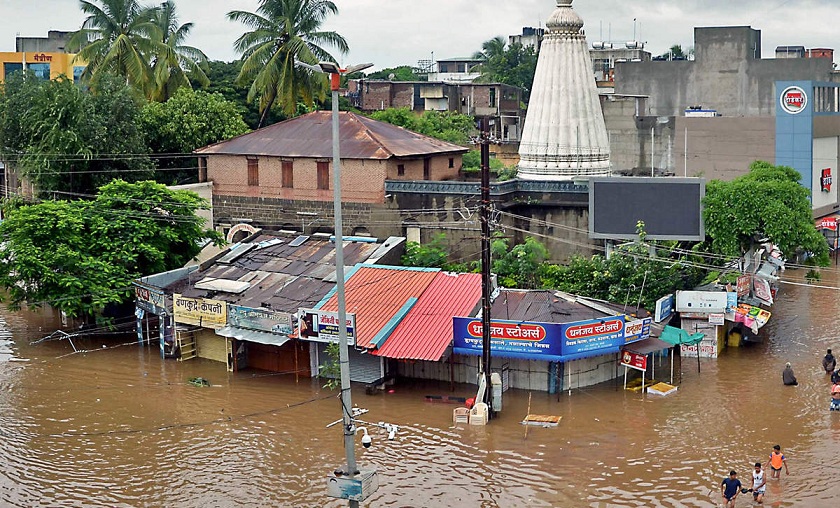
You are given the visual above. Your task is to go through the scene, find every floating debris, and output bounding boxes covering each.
[188,377,211,387]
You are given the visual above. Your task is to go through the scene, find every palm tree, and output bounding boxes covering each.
[150,1,210,102]
[228,0,348,127]
[68,0,159,93]
[471,35,507,75]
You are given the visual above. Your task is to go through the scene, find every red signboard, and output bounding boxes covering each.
[736,275,751,297]
[817,216,838,231]
[621,350,647,371]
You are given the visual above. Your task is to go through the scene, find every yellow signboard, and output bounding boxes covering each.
[173,294,227,327]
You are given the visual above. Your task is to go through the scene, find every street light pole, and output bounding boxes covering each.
[320,61,372,508]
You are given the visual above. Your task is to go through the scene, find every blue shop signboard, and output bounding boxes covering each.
[452,317,564,361]
[453,315,631,362]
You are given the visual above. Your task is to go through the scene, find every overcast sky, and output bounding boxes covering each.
[3,0,839,71]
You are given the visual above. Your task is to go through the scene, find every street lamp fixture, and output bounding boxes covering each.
[318,59,375,508]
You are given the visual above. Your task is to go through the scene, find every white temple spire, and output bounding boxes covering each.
[517,0,611,180]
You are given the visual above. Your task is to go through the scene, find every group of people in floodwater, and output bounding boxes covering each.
[780,348,840,410]
[720,349,839,506]
[720,444,789,507]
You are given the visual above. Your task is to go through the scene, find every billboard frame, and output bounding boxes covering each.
[588,176,705,241]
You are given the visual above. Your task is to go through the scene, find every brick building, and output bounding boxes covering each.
[195,110,468,239]
[348,79,525,144]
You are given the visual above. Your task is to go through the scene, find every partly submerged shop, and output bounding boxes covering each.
[449,290,656,392]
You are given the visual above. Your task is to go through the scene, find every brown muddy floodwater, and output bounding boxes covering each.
[1,271,840,508]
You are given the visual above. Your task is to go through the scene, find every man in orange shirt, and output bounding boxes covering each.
[831,382,840,411]
[764,444,789,479]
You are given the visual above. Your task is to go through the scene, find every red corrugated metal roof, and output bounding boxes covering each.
[374,272,482,361]
[195,111,467,159]
[318,266,439,349]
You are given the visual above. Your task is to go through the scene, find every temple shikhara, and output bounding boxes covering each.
[517,0,611,180]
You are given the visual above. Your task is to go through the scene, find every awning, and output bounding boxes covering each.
[622,337,673,355]
[659,325,704,346]
[216,325,290,347]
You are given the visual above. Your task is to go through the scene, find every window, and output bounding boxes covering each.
[423,158,431,180]
[317,161,330,190]
[73,66,85,84]
[247,157,259,186]
[489,87,496,107]
[3,63,22,79]
[448,158,454,168]
[439,63,449,73]
[397,164,405,176]
[282,160,293,188]
[29,63,50,80]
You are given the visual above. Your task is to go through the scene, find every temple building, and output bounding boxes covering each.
[517,0,611,180]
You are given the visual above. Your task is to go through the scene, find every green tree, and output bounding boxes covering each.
[369,108,474,145]
[401,234,449,268]
[69,0,160,95]
[0,73,154,197]
[205,60,287,128]
[140,87,250,183]
[473,37,537,101]
[366,65,422,81]
[703,161,829,265]
[149,0,210,102]
[227,0,349,126]
[491,236,549,289]
[0,180,221,320]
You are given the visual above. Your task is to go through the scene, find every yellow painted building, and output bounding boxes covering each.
[0,52,85,82]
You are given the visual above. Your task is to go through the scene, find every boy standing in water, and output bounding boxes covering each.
[751,462,766,503]
[764,444,789,478]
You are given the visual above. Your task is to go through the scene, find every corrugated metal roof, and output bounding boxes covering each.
[195,111,468,159]
[164,233,384,314]
[375,272,482,361]
[491,290,620,323]
[317,265,440,349]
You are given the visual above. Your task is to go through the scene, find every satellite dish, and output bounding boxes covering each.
[388,73,395,80]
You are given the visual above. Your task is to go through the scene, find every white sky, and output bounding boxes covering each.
[3,0,839,71]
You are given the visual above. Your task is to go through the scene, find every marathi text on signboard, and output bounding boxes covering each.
[452,318,563,360]
[229,304,293,334]
[298,308,356,346]
[173,294,227,328]
[135,284,165,310]
[623,317,652,343]
[562,317,625,357]
[736,275,751,297]
[621,350,647,371]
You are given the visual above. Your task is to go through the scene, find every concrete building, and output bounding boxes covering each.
[16,30,76,53]
[427,57,482,83]
[509,26,545,52]
[518,0,611,180]
[601,25,840,190]
[348,79,525,144]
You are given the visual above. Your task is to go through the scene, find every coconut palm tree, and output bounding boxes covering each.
[68,0,159,93]
[149,0,210,102]
[227,0,348,127]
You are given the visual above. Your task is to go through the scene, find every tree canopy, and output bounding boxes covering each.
[0,73,154,198]
[365,65,423,82]
[703,161,829,265]
[369,108,474,145]
[228,0,348,126]
[472,37,538,101]
[0,180,222,319]
[69,0,209,101]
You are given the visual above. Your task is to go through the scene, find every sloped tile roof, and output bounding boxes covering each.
[195,111,468,159]
[316,265,440,349]
[374,271,482,361]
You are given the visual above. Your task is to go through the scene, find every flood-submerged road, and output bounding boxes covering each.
[1,272,839,507]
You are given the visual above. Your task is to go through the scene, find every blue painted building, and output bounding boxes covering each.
[776,80,840,219]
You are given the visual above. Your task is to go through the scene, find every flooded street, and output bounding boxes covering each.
[1,271,840,508]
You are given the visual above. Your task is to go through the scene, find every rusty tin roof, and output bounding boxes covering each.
[195,111,468,159]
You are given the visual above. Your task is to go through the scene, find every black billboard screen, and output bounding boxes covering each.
[588,177,705,241]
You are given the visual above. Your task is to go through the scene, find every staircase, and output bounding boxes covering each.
[177,329,197,361]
